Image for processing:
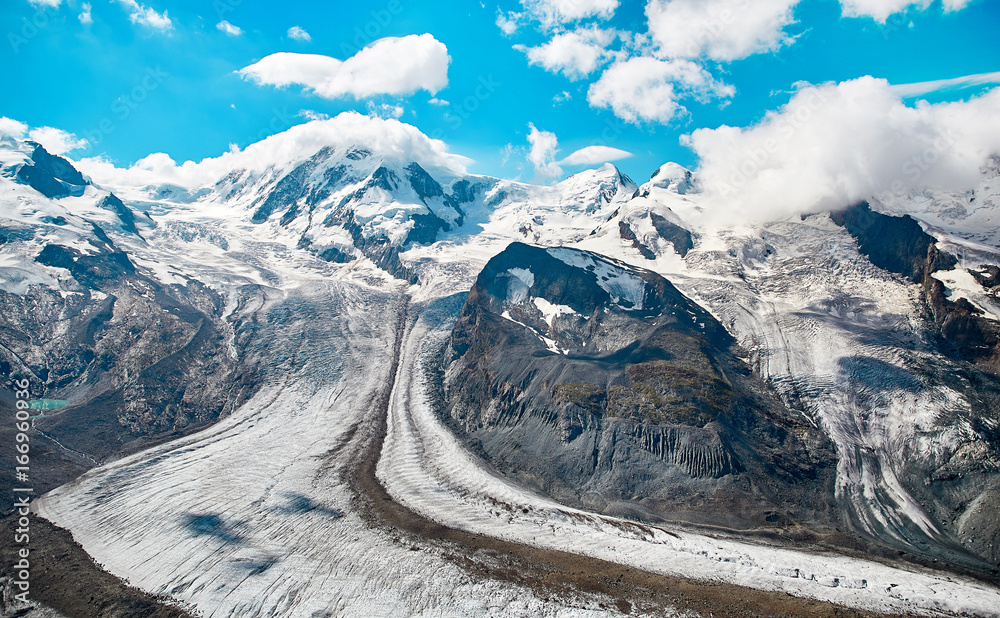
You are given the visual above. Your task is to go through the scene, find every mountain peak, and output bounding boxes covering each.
[2,139,89,199]
[646,162,696,195]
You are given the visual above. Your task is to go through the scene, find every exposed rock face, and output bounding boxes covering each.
[96,193,143,236]
[649,212,694,257]
[0,261,257,477]
[11,142,89,199]
[440,242,838,530]
[833,201,1000,374]
[831,201,955,281]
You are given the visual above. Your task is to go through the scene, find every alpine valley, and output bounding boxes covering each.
[3,114,1000,617]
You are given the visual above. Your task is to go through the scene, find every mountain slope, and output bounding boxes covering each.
[440,242,837,530]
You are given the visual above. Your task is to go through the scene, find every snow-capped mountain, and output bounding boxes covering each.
[4,132,1000,617]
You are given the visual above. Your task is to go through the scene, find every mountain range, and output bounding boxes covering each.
[3,130,1000,617]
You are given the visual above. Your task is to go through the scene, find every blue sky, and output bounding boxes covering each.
[1,0,998,184]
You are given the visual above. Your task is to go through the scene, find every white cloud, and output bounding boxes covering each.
[560,145,632,166]
[299,110,329,121]
[515,26,618,80]
[645,0,800,62]
[216,20,242,36]
[0,119,88,155]
[239,34,450,100]
[588,56,735,124]
[28,0,60,7]
[527,123,562,180]
[500,143,516,166]
[428,98,449,106]
[496,11,523,35]
[367,102,405,119]
[287,25,311,42]
[74,111,471,189]
[683,78,1000,224]
[79,2,93,24]
[521,0,620,29]
[839,0,971,22]
[27,126,88,154]
[941,0,973,10]
[553,90,572,103]
[890,71,1000,98]
[840,0,925,21]
[0,117,28,139]
[113,0,172,32]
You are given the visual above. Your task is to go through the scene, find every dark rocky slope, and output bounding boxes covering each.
[439,242,838,532]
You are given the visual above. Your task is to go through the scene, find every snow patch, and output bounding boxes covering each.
[932,268,1000,321]
[532,297,577,326]
[504,267,534,305]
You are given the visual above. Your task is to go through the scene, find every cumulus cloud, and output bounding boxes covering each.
[27,126,88,154]
[840,0,971,22]
[0,117,28,139]
[588,57,735,124]
[0,119,88,154]
[515,26,618,80]
[525,124,632,178]
[645,0,800,62]
[287,25,311,42]
[683,78,1000,224]
[560,145,632,166]
[239,34,450,100]
[527,123,562,180]
[74,111,471,189]
[216,20,242,36]
[28,0,60,7]
[113,0,172,32]
[521,0,619,30]
[79,2,93,24]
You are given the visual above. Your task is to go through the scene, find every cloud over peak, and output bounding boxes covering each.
[560,145,632,166]
[526,123,633,180]
[684,78,1000,224]
[76,111,471,189]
